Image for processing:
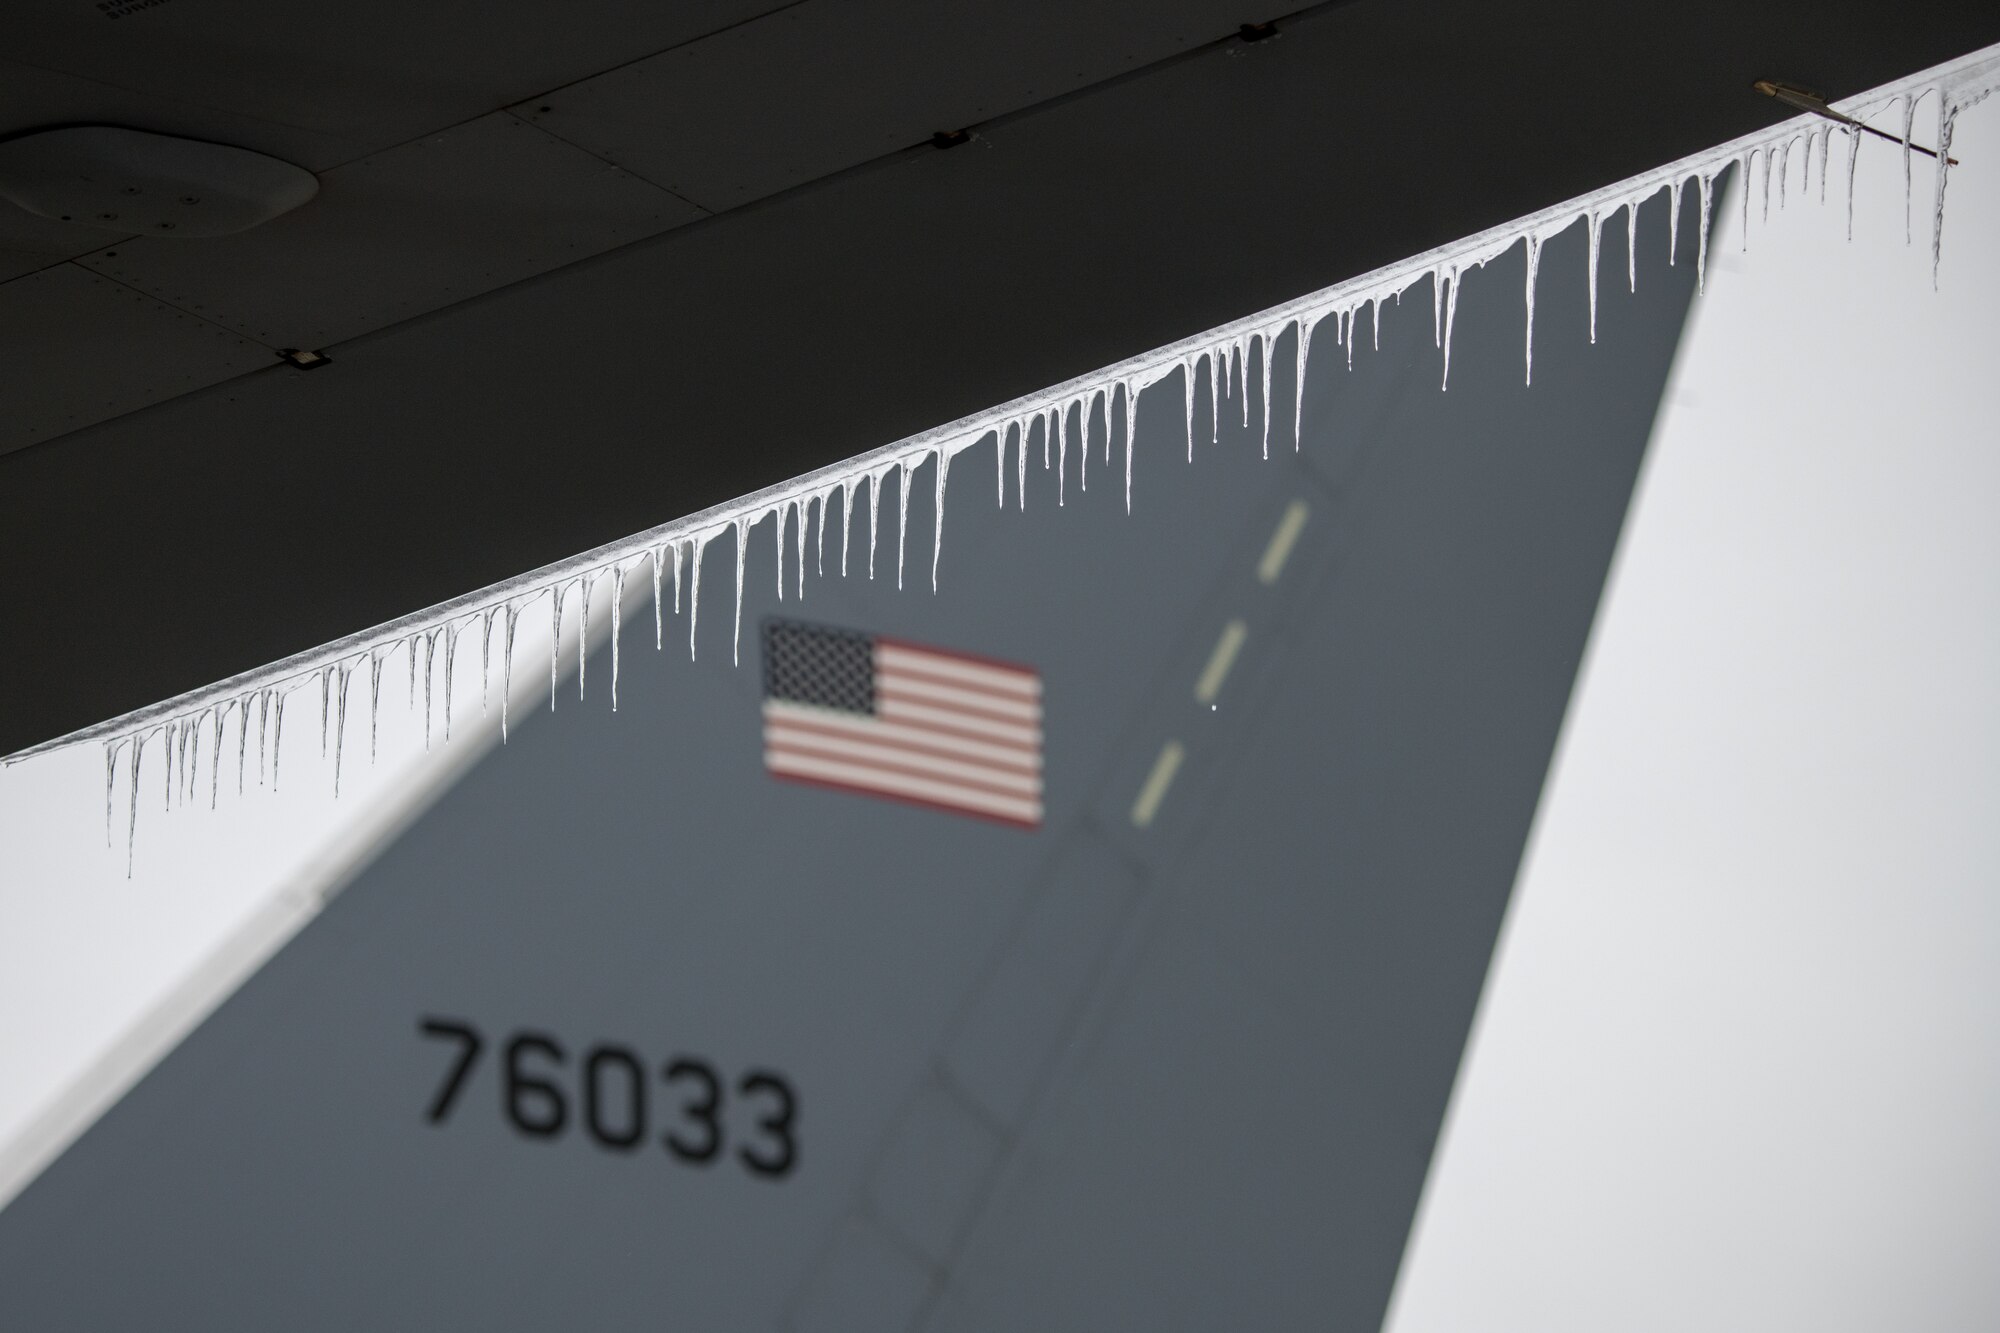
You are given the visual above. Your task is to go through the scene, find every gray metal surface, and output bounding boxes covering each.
[0,194,1697,1329]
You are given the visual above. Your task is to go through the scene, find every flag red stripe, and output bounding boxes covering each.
[767,770,1041,830]
[764,714,1041,773]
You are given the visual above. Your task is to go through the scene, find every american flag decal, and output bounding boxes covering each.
[761,620,1044,828]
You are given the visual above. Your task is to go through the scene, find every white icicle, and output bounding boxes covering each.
[732,517,749,666]
[896,458,912,591]
[481,608,495,717]
[1123,379,1137,514]
[1015,418,1027,511]
[1740,151,1753,249]
[1199,348,1217,446]
[1182,356,1196,462]
[236,696,249,794]
[1587,208,1603,343]
[104,740,117,847]
[1761,143,1773,223]
[867,471,883,577]
[688,536,703,660]
[1258,333,1274,459]
[1523,230,1543,385]
[126,735,140,875]
[333,663,351,797]
[1697,171,1714,291]
[1932,97,1957,287]
[795,498,808,601]
[773,504,787,601]
[932,447,951,590]
[1668,178,1683,265]
[443,623,457,742]
[422,630,436,750]
[673,540,684,614]
[1818,127,1830,204]
[503,605,517,740]
[272,694,287,792]
[1293,316,1312,450]
[550,584,562,711]
[1625,198,1638,291]
[611,565,623,712]
[579,576,591,700]
[651,547,664,651]
[816,491,827,579]
[1902,93,1917,244]
[1440,266,1461,390]
[258,689,270,784]
[371,650,385,761]
[319,668,330,757]
[1057,410,1068,506]
[1846,126,1860,241]
[1236,336,1249,430]
[1777,135,1790,210]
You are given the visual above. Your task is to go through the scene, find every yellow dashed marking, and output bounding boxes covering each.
[1257,499,1310,584]
[1129,740,1185,829]
[1194,620,1248,705]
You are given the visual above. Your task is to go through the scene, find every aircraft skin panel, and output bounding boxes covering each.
[0,190,1696,1330]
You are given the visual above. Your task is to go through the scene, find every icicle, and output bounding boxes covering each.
[258,689,270,785]
[443,623,457,742]
[1761,143,1773,223]
[1224,334,1240,428]
[1257,331,1274,459]
[369,649,383,763]
[407,634,416,708]
[319,668,330,757]
[502,605,518,740]
[1123,378,1137,515]
[1586,209,1603,344]
[579,576,591,700]
[1697,172,1714,292]
[333,663,351,796]
[422,632,435,751]
[104,740,117,848]
[1345,308,1357,371]
[931,447,951,591]
[688,535,704,661]
[1015,418,1027,511]
[272,692,286,791]
[1199,348,1217,447]
[1817,128,1830,204]
[1182,355,1196,462]
[1624,198,1638,292]
[1668,177,1683,265]
[1776,135,1790,209]
[611,565,624,712]
[895,457,913,591]
[815,491,827,580]
[1740,152,1753,249]
[237,696,249,794]
[550,583,562,712]
[1371,297,1382,351]
[1057,408,1069,506]
[795,498,808,601]
[1440,267,1461,390]
[1523,231,1542,386]
[210,708,223,809]
[673,540,684,615]
[1840,126,1856,240]
[1901,93,1917,244]
[1932,97,1957,288]
[773,504,787,601]
[481,608,495,717]
[651,547,664,651]
[732,517,749,666]
[1293,316,1312,450]
[125,736,140,876]
[867,471,883,576]
[994,424,1006,507]
[1431,267,1444,347]
[172,721,185,809]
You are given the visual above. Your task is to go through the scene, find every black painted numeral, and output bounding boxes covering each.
[584,1045,646,1151]
[736,1070,798,1179]
[662,1057,723,1164]
[504,1033,568,1138]
[419,1018,484,1123]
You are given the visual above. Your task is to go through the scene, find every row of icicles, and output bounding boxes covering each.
[87,82,1982,872]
